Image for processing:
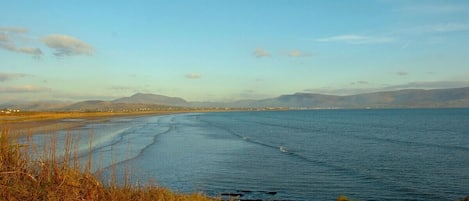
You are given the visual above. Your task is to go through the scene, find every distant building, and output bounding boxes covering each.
[0,108,21,114]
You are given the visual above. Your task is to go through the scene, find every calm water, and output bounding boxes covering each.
[29,109,469,201]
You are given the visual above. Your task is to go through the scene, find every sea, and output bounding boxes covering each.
[26,109,469,201]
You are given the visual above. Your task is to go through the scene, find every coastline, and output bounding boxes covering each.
[0,110,188,135]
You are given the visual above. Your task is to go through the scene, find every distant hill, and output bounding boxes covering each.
[113,93,188,106]
[3,87,469,111]
[61,100,178,112]
[230,87,469,108]
[0,101,72,111]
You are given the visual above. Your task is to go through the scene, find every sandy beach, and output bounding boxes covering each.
[0,111,186,135]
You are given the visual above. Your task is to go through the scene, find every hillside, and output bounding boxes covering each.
[246,87,469,108]
[61,100,178,112]
[113,93,188,106]
[3,87,469,111]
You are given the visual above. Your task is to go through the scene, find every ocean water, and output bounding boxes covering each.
[27,109,469,201]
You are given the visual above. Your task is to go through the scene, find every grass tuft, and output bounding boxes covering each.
[0,128,219,201]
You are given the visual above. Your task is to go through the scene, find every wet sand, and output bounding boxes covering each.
[0,111,186,135]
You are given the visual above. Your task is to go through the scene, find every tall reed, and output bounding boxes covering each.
[0,128,219,201]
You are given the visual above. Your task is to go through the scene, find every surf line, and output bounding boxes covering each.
[99,123,175,173]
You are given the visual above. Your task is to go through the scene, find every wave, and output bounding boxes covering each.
[99,114,187,172]
[199,116,452,201]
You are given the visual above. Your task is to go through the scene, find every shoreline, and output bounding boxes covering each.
[0,110,189,135]
[0,108,281,135]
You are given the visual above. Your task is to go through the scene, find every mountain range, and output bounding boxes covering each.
[2,87,469,111]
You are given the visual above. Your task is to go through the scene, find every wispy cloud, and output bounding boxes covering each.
[0,27,29,34]
[252,48,270,58]
[0,33,7,42]
[0,27,42,57]
[397,3,469,14]
[0,73,30,82]
[0,43,42,56]
[382,81,469,90]
[42,34,94,57]
[430,23,469,32]
[108,86,136,91]
[316,34,395,44]
[288,49,312,57]
[401,23,469,35]
[303,87,377,96]
[397,71,408,76]
[0,85,50,93]
[350,81,369,85]
[1,27,95,58]
[185,73,201,79]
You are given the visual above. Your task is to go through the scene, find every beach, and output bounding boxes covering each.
[0,111,184,135]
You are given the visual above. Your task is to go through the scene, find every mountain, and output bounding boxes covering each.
[112,88,469,109]
[236,87,469,108]
[113,93,188,106]
[3,87,469,111]
[61,100,177,112]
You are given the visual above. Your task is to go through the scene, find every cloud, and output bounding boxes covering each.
[382,81,469,90]
[0,43,42,56]
[288,49,312,57]
[430,23,469,32]
[397,71,408,76]
[109,86,135,91]
[397,4,469,14]
[357,81,369,84]
[350,81,369,85]
[401,23,469,35]
[303,87,377,96]
[253,48,270,58]
[185,73,201,79]
[316,34,395,44]
[0,27,42,57]
[0,33,7,42]
[0,85,50,93]
[0,73,29,82]
[0,27,29,34]
[42,34,94,57]
[18,47,42,55]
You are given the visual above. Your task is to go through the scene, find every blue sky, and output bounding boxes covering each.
[1,0,469,103]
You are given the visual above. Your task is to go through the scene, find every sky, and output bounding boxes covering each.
[1,0,469,103]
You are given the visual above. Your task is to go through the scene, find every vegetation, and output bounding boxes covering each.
[0,128,219,201]
[0,121,364,201]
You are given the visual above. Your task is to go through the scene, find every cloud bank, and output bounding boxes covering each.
[42,34,94,57]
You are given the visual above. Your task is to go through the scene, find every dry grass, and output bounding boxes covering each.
[0,128,219,201]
